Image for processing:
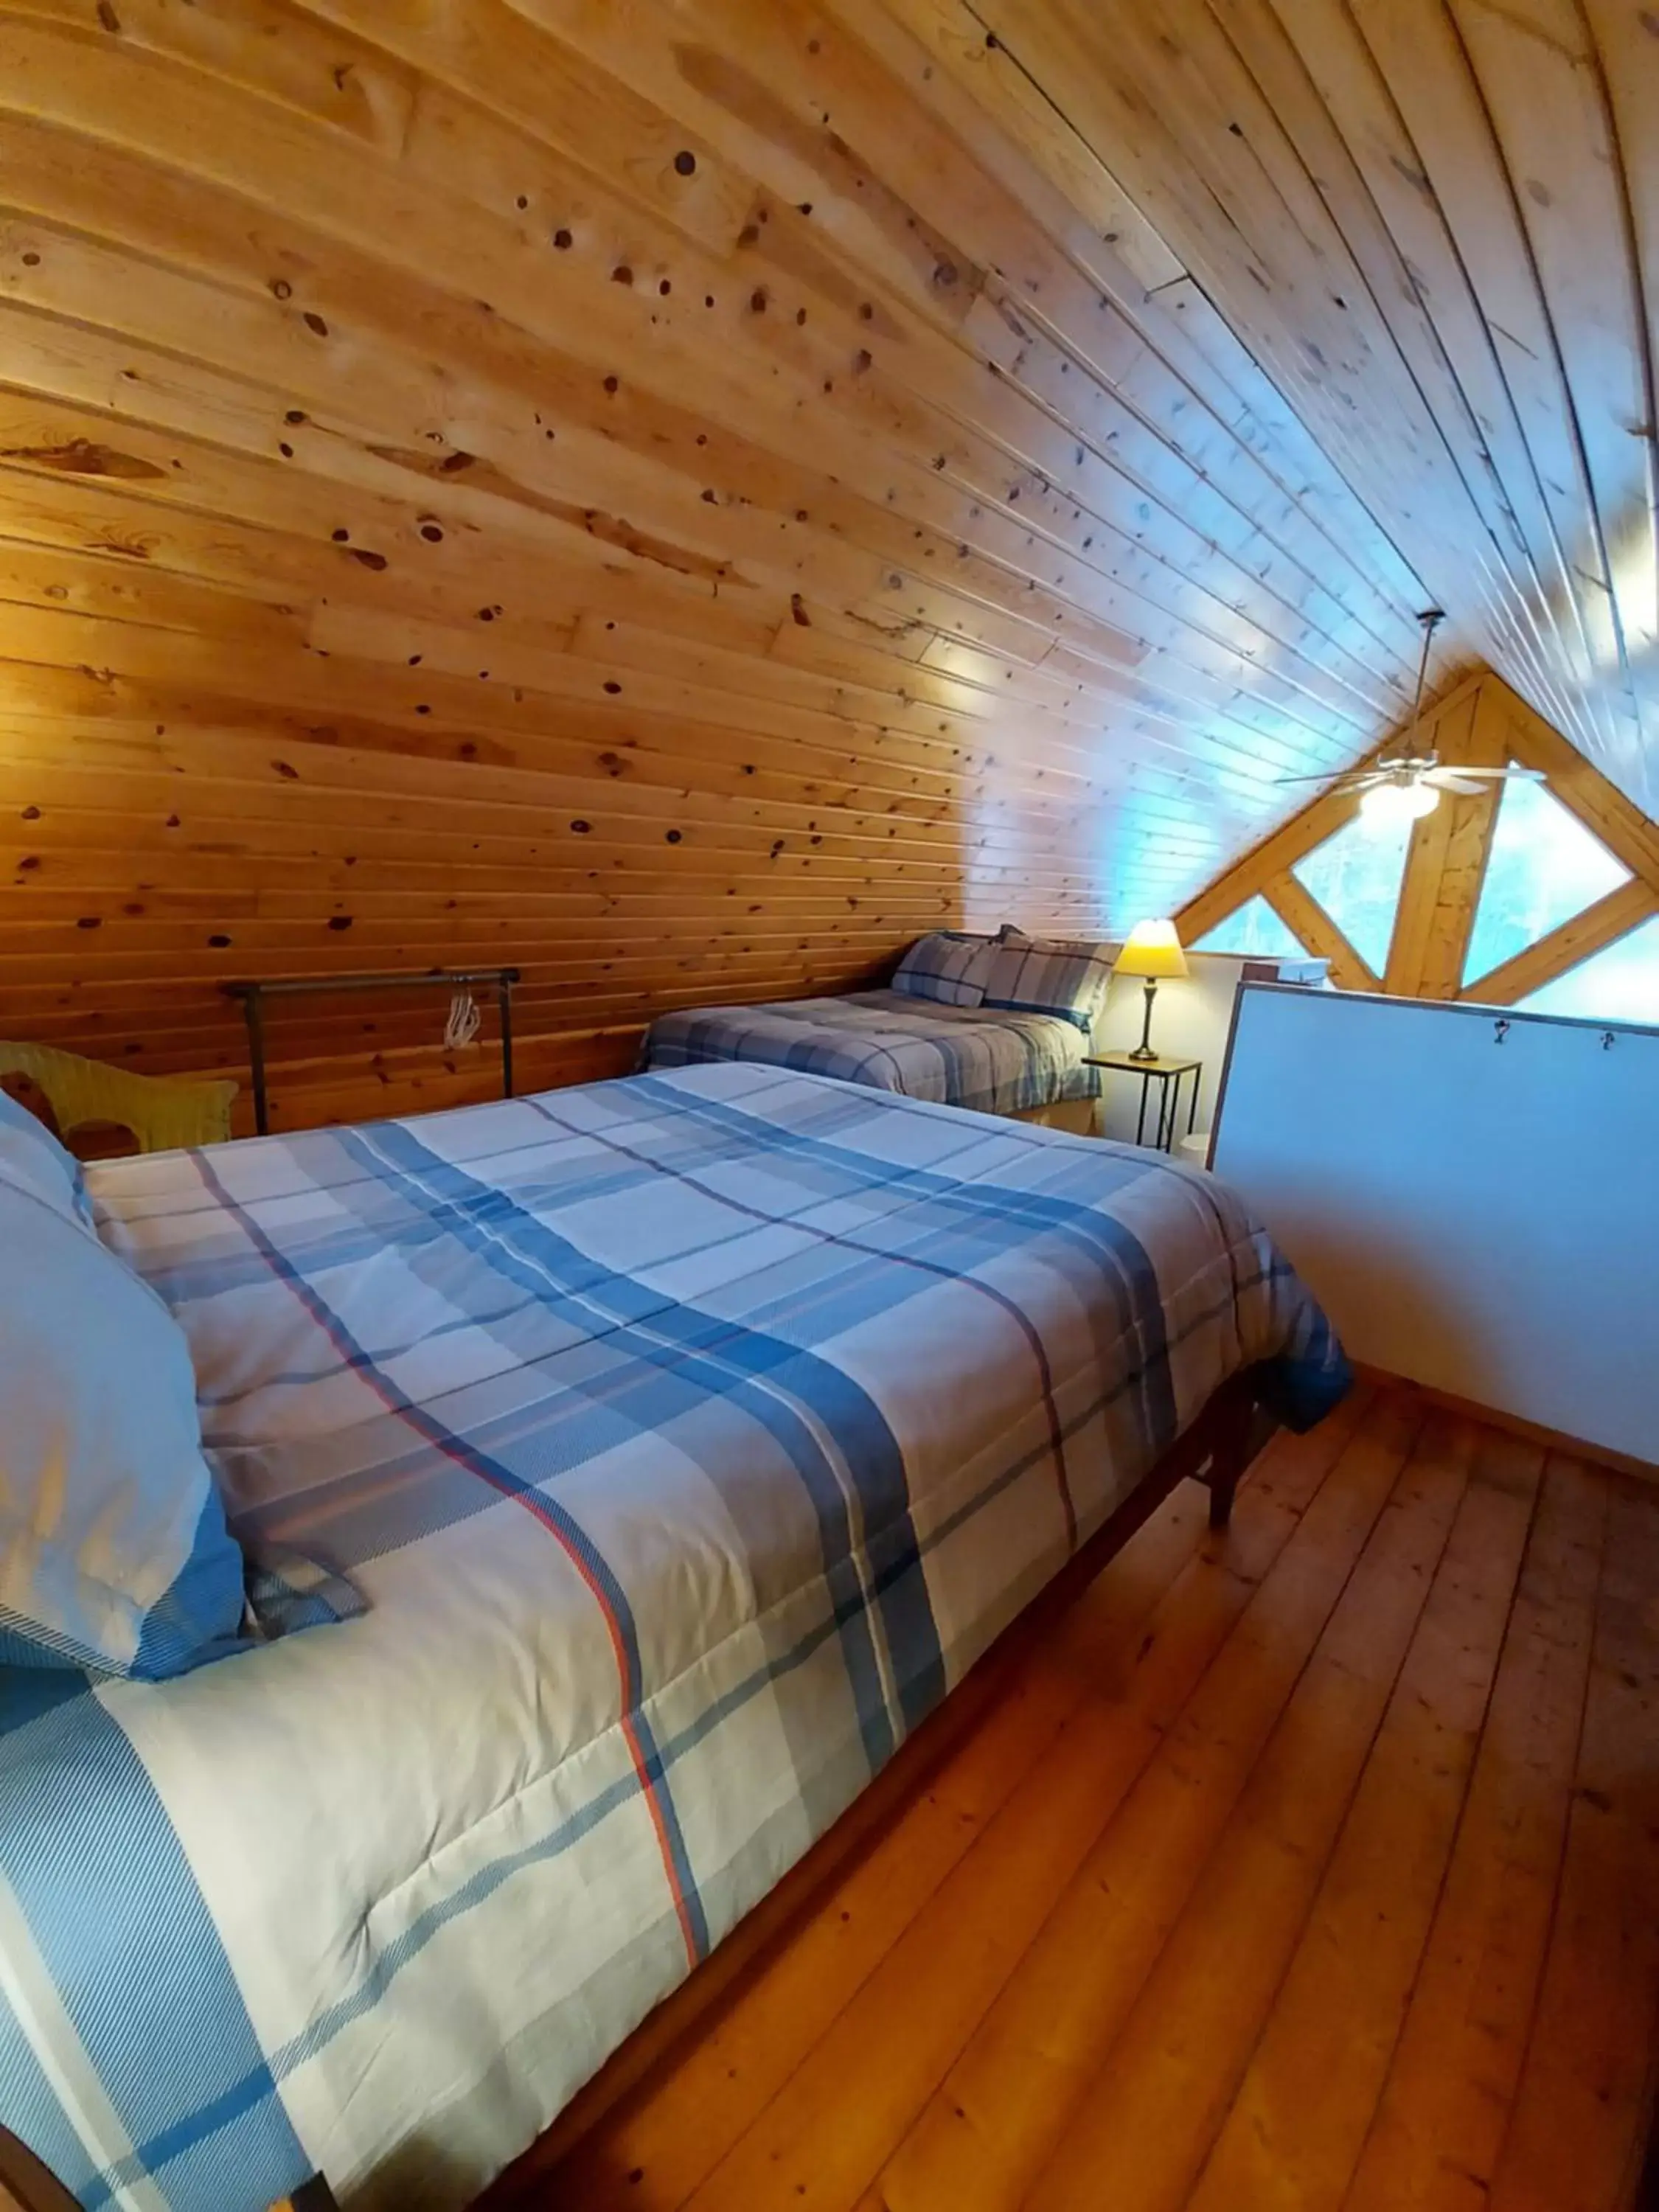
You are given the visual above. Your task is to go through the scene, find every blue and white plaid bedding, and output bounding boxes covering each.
[642,989,1099,1115]
[0,1065,1347,2210]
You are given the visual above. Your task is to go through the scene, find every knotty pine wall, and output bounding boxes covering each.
[0,0,1463,1130]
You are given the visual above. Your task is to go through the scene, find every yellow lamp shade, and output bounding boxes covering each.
[1114,919,1189,980]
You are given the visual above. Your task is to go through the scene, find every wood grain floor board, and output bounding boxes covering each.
[869,1387,1421,2212]
[1020,1411,1477,2212]
[1486,1476,1659,2212]
[1340,1453,1610,2212]
[1182,1426,1545,2212]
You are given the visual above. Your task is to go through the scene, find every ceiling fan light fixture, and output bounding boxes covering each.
[1361,775,1440,825]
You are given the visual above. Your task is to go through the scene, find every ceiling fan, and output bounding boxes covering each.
[1279,611,1544,825]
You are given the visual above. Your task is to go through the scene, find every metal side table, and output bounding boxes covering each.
[1085,1051,1202,1152]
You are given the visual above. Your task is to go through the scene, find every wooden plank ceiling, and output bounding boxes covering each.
[0,0,1653,1123]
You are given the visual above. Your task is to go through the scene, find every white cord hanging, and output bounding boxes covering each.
[442,990,481,1050]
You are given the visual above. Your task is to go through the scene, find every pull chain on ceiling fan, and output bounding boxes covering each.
[1276,610,1544,826]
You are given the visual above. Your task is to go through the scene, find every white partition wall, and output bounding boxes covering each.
[1211,984,1659,1466]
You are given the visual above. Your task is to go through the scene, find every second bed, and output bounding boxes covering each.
[641,930,1119,1121]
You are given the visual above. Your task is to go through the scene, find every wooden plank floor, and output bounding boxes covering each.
[483,1383,1659,2212]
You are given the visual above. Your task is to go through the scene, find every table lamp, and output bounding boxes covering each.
[1115,919,1189,1062]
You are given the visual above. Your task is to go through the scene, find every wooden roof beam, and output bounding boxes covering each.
[1458,878,1659,1008]
[1262,874,1380,993]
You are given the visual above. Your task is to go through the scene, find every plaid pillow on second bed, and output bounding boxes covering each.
[975,935,1115,1032]
[890,931,990,1007]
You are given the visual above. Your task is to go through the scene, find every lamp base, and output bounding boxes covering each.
[1126,977,1160,1062]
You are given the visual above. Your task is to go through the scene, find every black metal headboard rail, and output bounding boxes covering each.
[223,967,521,1136]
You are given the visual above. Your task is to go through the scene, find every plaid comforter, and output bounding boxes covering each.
[642,988,1098,1114]
[0,1066,1347,2210]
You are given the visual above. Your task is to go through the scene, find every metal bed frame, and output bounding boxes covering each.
[225,967,521,1136]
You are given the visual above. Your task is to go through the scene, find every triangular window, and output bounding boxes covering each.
[1462,778,1630,987]
[1192,895,1306,960]
[1290,810,1414,975]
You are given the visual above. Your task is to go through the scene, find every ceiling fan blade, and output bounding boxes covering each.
[1427,773,1488,796]
[1273,771,1361,785]
[1427,764,1545,780]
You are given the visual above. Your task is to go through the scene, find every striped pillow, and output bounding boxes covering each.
[891,931,990,1008]
[976,938,1115,1032]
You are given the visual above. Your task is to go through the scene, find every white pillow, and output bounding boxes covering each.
[0,1173,248,1679]
[0,1087,93,1234]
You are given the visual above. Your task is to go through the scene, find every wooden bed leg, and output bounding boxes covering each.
[1207,1455,1240,1530]
[1203,1382,1272,1530]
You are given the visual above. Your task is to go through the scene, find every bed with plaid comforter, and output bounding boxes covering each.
[641,988,1099,1114]
[0,1065,1347,2210]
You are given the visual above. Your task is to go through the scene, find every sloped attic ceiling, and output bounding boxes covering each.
[970,0,1659,820]
[0,0,1652,1116]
